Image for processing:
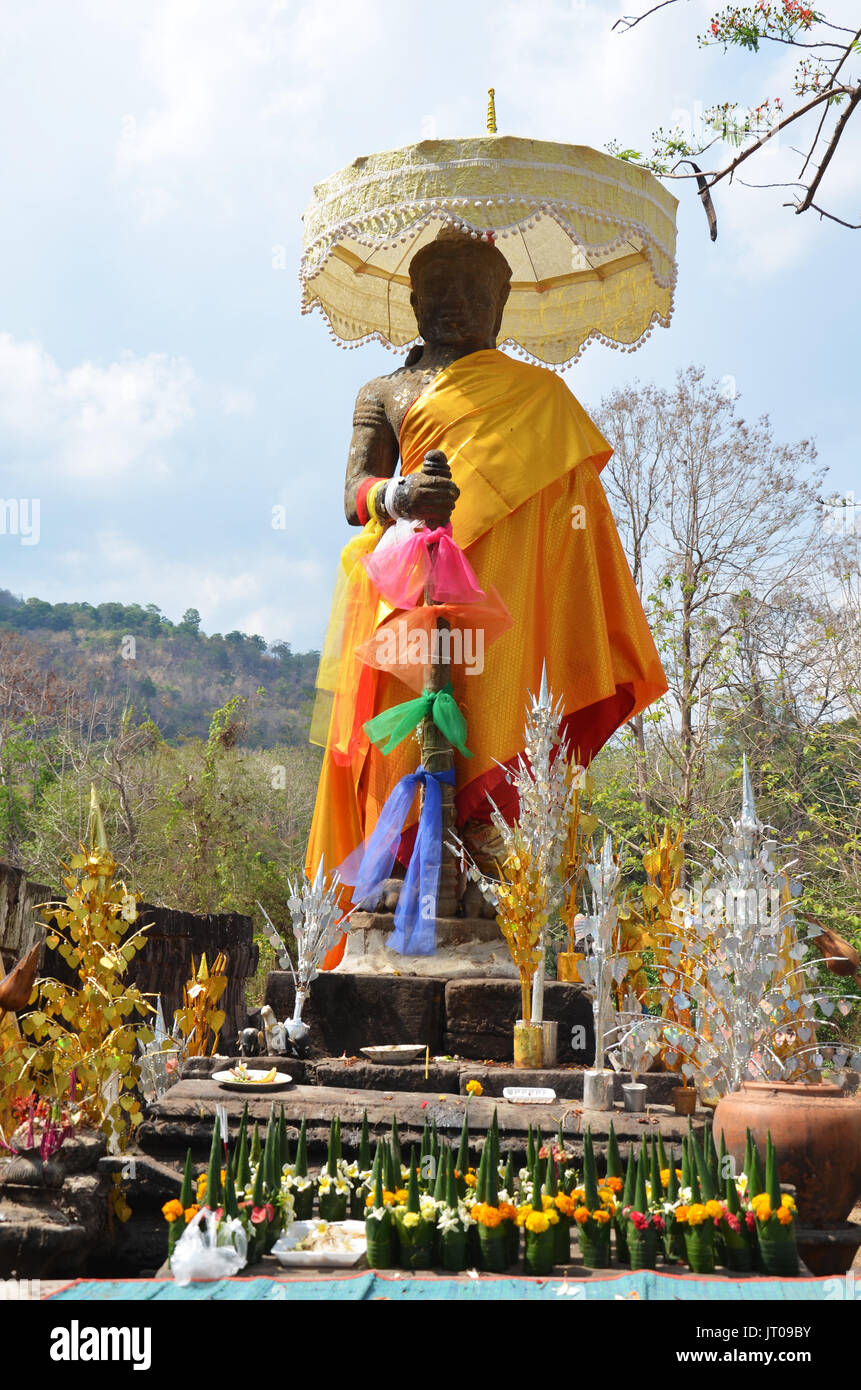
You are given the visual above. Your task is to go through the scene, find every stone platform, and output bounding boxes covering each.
[262,971,595,1062]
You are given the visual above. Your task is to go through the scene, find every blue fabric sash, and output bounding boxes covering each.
[350,765,455,956]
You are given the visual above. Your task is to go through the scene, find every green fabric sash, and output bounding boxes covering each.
[364,681,472,758]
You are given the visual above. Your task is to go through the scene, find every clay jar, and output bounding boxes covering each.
[713,1081,861,1226]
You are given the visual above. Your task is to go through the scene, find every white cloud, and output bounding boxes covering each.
[0,334,197,480]
[56,528,328,646]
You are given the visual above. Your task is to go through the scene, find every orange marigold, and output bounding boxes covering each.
[756,1204,773,1223]
[776,1206,793,1226]
[464,1172,477,1188]
[674,1205,689,1224]
[555,1193,576,1217]
[473,1203,503,1228]
[603,1176,623,1194]
[161,1199,183,1223]
[183,1204,200,1223]
[498,1202,517,1222]
[592,1208,611,1225]
[574,1206,591,1224]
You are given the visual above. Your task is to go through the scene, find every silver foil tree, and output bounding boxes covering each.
[617,757,861,1094]
[258,860,352,1042]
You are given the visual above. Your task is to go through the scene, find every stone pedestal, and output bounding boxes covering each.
[343,910,516,978]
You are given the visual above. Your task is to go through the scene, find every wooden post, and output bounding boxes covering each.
[418,449,459,920]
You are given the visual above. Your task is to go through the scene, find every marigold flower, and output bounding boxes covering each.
[465,1080,484,1096]
[555,1193,576,1217]
[675,1205,689,1224]
[571,1186,585,1202]
[525,1211,550,1234]
[776,1205,793,1226]
[498,1202,517,1222]
[573,1205,590,1224]
[592,1209,610,1225]
[781,1194,796,1212]
[400,1211,421,1229]
[394,1188,408,1203]
[515,1205,533,1226]
[473,1203,503,1228]
[598,1187,616,1207]
[755,1204,773,1223]
[182,1203,200,1223]
[705,1200,724,1220]
[161,1199,183,1222]
[463,1172,477,1188]
[541,1193,556,1211]
[686,1204,707,1227]
[603,1176,623,1194]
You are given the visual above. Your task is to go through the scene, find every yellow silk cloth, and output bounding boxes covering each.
[305,348,667,890]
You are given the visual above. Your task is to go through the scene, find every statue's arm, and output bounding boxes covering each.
[343,382,399,526]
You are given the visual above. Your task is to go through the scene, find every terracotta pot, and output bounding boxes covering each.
[672,1086,697,1117]
[713,1081,861,1226]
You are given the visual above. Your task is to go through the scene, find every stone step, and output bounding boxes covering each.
[140,1078,703,1165]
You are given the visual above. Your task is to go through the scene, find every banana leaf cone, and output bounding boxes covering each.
[606,1120,623,1183]
[246,1153,269,1262]
[319,1116,348,1221]
[390,1115,403,1176]
[545,1150,569,1263]
[626,1148,658,1271]
[682,1147,715,1273]
[433,1143,448,1202]
[365,1146,394,1269]
[231,1102,248,1180]
[168,1148,194,1260]
[419,1119,431,1188]
[663,1147,686,1264]
[383,1139,398,1195]
[756,1131,798,1276]
[233,1122,251,1198]
[250,1121,262,1170]
[439,1147,468,1272]
[721,1166,755,1273]
[395,1146,434,1269]
[656,1131,668,1173]
[476,1140,507,1273]
[526,1123,535,1173]
[747,1130,765,1201]
[455,1111,470,1199]
[204,1116,223,1211]
[278,1105,290,1172]
[430,1120,440,1166]
[615,1143,636,1266]
[692,1135,724,1264]
[292,1118,316,1219]
[502,1151,519,1264]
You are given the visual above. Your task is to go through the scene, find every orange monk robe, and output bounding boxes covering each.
[306,348,667,900]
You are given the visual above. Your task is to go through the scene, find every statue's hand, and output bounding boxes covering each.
[392,471,460,527]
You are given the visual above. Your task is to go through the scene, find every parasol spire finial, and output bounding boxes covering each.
[486,88,497,135]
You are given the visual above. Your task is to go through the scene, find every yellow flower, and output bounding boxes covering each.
[781,1194,796,1212]
[161,1199,183,1222]
[465,1080,484,1096]
[755,1204,773,1223]
[516,1206,533,1227]
[555,1193,576,1218]
[705,1200,723,1220]
[183,1204,200,1223]
[686,1204,707,1227]
[394,1188,408,1204]
[776,1206,793,1226]
[463,1172,477,1188]
[592,1209,610,1225]
[400,1211,420,1229]
[541,1193,556,1210]
[196,1174,207,1201]
[525,1211,550,1234]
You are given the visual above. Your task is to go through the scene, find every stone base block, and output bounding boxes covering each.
[444,978,595,1063]
[264,971,445,1056]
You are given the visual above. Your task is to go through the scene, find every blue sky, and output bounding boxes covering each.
[0,0,857,650]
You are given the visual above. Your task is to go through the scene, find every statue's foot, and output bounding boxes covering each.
[356,877,403,914]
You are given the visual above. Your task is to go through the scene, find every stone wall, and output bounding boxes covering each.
[0,860,258,1046]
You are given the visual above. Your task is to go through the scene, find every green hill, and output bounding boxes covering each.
[0,589,319,745]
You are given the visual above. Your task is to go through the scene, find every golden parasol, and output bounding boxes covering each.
[300,91,678,368]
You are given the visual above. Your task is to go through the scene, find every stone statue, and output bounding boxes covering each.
[306,228,668,959]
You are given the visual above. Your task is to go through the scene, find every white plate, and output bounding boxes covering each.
[212,1068,293,1093]
[502,1086,557,1104]
[271,1221,367,1268]
[360,1045,426,1065]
